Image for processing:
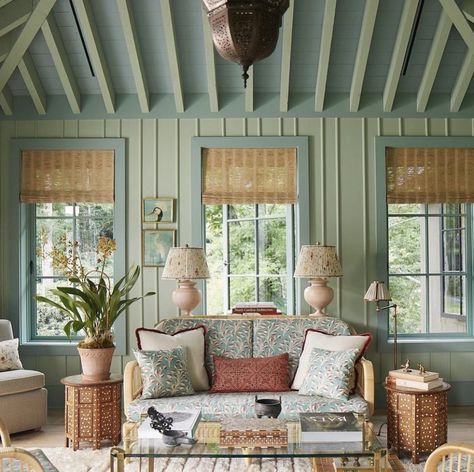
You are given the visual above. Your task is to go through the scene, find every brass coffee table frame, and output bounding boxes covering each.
[111,419,389,472]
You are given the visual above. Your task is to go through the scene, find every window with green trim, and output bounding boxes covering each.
[204,203,295,314]
[33,203,114,339]
[388,203,471,336]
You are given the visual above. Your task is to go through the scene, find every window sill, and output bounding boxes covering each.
[381,337,474,353]
[19,341,125,357]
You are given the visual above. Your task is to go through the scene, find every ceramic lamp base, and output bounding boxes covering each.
[304,278,334,317]
[172,280,202,316]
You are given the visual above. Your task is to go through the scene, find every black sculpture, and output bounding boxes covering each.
[147,407,173,433]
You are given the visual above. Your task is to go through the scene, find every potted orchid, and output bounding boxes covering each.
[35,235,154,380]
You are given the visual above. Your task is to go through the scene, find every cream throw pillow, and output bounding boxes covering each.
[291,329,371,391]
[136,326,209,391]
[0,338,23,371]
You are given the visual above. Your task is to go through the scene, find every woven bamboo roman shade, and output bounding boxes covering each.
[386,147,474,204]
[202,148,297,204]
[20,149,115,203]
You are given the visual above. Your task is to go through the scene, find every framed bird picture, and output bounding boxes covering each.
[142,197,175,223]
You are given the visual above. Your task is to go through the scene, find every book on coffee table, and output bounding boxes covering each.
[299,412,363,443]
[138,410,201,439]
[388,368,439,382]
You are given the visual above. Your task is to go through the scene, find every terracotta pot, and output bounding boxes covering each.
[77,346,115,381]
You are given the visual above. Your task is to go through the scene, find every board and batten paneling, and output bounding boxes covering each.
[1,117,474,407]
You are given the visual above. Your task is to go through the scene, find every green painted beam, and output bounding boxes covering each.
[383,0,420,112]
[451,51,474,112]
[0,0,56,95]
[439,0,474,54]
[160,0,184,113]
[201,9,218,112]
[417,10,451,112]
[350,0,379,112]
[0,31,15,62]
[71,0,115,113]
[279,0,295,112]
[116,0,149,113]
[0,85,12,115]
[245,66,254,113]
[18,51,47,114]
[0,0,31,38]
[41,14,81,114]
[314,0,337,112]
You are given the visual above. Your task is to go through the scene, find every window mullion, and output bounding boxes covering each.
[223,205,230,311]
[425,207,430,334]
[255,205,259,302]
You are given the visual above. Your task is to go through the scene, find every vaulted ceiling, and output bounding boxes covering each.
[0,0,473,116]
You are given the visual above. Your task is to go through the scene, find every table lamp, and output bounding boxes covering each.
[162,245,210,316]
[294,244,343,316]
[364,280,398,369]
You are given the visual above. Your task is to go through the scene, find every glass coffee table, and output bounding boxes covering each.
[111,418,388,472]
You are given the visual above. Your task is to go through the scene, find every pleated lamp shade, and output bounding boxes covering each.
[364,281,391,302]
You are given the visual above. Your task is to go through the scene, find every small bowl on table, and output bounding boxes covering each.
[255,396,282,418]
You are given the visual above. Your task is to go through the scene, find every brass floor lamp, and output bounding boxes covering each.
[364,280,398,370]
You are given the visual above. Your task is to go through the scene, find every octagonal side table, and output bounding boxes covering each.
[385,381,450,464]
[61,374,122,450]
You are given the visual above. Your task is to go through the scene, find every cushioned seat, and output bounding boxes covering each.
[0,370,45,397]
[127,391,369,422]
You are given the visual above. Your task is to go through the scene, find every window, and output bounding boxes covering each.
[33,203,114,338]
[191,137,309,317]
[7,139,125,354]
[388,203,470,336]
[383,145,474,340]
[204,203,294,314]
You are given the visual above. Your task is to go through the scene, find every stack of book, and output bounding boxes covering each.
[231,302,281,316]
[299,412,364,443]
[388,368,443,391]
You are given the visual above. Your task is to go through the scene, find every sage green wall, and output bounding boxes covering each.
[1,117,473,406]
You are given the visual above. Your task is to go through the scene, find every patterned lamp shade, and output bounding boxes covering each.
[364,281,391,302]
[294,244,343,278]
[162,245,210,280]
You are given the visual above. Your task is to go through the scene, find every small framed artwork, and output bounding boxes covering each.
[142,197,174,223]
[142,229,176,267]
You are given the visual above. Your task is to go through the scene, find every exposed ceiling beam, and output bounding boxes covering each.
[202,9,218,112]
[0,86,12,115]
[245,66,253,113]
[18,51,47,114]
[41,14,81,114]
[279,0,295,112]
[71,0,115,113]
[383,0,420,112]
[0,0,14,7]
[0,0,31,38]
[314,0,337,112]
[0,0,56,95]
[439,0,474,53]
[451,51,474,112]
[417,10,451,112]
[116,0,149,113]
[160,0,184,113]
[349,0,379,112]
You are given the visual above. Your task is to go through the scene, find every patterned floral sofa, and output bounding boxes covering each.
[123,316,374,426]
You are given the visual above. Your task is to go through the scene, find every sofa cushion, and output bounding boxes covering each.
[156,318,253,376]
[126,390,369,422]
[0,369,44,396]
[210,353,290,393]
[252,318,352,380]
[0,338,23,371]
[133,347,195,399]
[136,325,209,391]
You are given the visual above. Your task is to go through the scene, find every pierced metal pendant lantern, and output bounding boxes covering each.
[202,0,289,88]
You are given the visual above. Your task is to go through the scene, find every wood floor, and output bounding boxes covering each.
[7,406,474,449]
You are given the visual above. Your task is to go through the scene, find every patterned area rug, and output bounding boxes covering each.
[35,448,425,472]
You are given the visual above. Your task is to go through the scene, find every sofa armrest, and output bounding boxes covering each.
[355,357,374,417]
[124,361,142,418]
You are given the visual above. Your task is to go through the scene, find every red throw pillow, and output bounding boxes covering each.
[210,353,290,393]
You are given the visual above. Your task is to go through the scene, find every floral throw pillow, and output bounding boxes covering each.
[298,347,359,400]
[134,347,195,400]
[0,338,23,372]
